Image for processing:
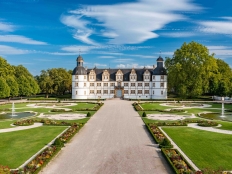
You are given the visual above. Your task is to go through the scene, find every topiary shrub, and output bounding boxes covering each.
[142,112,147,117]
[159,138,173,148]
[87,112,91,117]
[53,138,64,147]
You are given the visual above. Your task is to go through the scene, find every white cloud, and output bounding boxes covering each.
[60,15,98,45]
[0,22,15,32]
[207,46,229,50]
[61,45,92,53]
[0,45,29,55]
[94,63,107,67]
[0,35,47,45]
[220,16,232,21]
[98,56,115,59]
[116,63,152,68]
[207,45,232,58]
[113,59,134,63]
[63,0,201,45]
[50,52,79,56]
[199,19,232,35]
[161,32,197,38]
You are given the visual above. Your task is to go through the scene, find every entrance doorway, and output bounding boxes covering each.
[116,90,122,98]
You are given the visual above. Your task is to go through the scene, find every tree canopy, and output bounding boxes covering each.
[165,41,232,98]
[0,57,40,99]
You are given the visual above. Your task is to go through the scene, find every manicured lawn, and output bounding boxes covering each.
[139,103,173,110]
[0,120,15,129]
[217,121,232,130]
[162,127,232,170]
[0,126,67,168]
[60,102,98,109]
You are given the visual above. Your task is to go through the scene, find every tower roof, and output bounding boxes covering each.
[76,55,84,62]
[157,56,164,61]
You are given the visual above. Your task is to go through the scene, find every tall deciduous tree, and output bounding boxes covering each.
[215,59,232,97]
[165,41,218,98]
[17,75,32,97]
[0,77,10,98]
[0,57,15,77]
[37,70,54,98]
[6,76,19,98]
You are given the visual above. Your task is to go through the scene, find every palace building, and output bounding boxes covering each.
[72,55,167,99]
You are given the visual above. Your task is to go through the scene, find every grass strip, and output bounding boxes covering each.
[162,127,232,171]
[0,126,67,168]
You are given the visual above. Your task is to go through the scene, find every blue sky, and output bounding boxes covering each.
[0,0,232,75]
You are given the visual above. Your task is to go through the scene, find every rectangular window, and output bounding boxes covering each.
[131,83,135,87]
[124,90,128,94]
[97,90,101,94]
[104,83,108,87]
[138,83,142,86]
[110,83,115,87]
[153,90,155,94]
[75,82,78,87]
[110,90,114,94]
[145,83,149,87]
[84,83,86,87]
[75,75,78,79]
[153,76,155,80]
[84,76,86,79]
[160,83,164,87]
[90,83,94,87]
[124,83,128,86]
[145,90,149,94]
[84,91,86,95]
[161,91,163,95]
[90,90,94,94]
[97,83,101,87]
[131,90,135,94]
[138,90,142,94]
[104,90,108,94]
[161,75,164,80]
[76,91,78,95]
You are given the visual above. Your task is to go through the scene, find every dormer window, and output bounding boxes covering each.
[143,70,150,81]
[89,69,96,81]
[130,68,137,81]
[116,69,123,82]
[102,70,110,81]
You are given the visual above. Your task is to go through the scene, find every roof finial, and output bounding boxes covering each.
[159,50,162,57]
[79,49,81,56]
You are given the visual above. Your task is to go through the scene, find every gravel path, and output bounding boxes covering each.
[0,123,43,133]
[40,100,172,174]
[187,123,232,134]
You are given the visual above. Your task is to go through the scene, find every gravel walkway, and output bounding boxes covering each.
[40,100,173,174]
[187,123,232,134]
[0,123,43,133]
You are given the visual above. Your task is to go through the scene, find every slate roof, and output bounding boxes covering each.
[85,68,166,81]
[72,66,87,75]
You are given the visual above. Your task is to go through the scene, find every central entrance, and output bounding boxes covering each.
[116,90,122,98]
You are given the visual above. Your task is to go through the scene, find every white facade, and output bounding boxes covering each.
[72,56,167,100]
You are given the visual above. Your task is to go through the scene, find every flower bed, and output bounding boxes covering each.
[14,119,34,126]
[161,148,195,174]
[0,165,10,174]
[197,121,218,127]
[147,124,173,148]
[50,109,71,112]
[132,102,143,111]
[74,102,104,111]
